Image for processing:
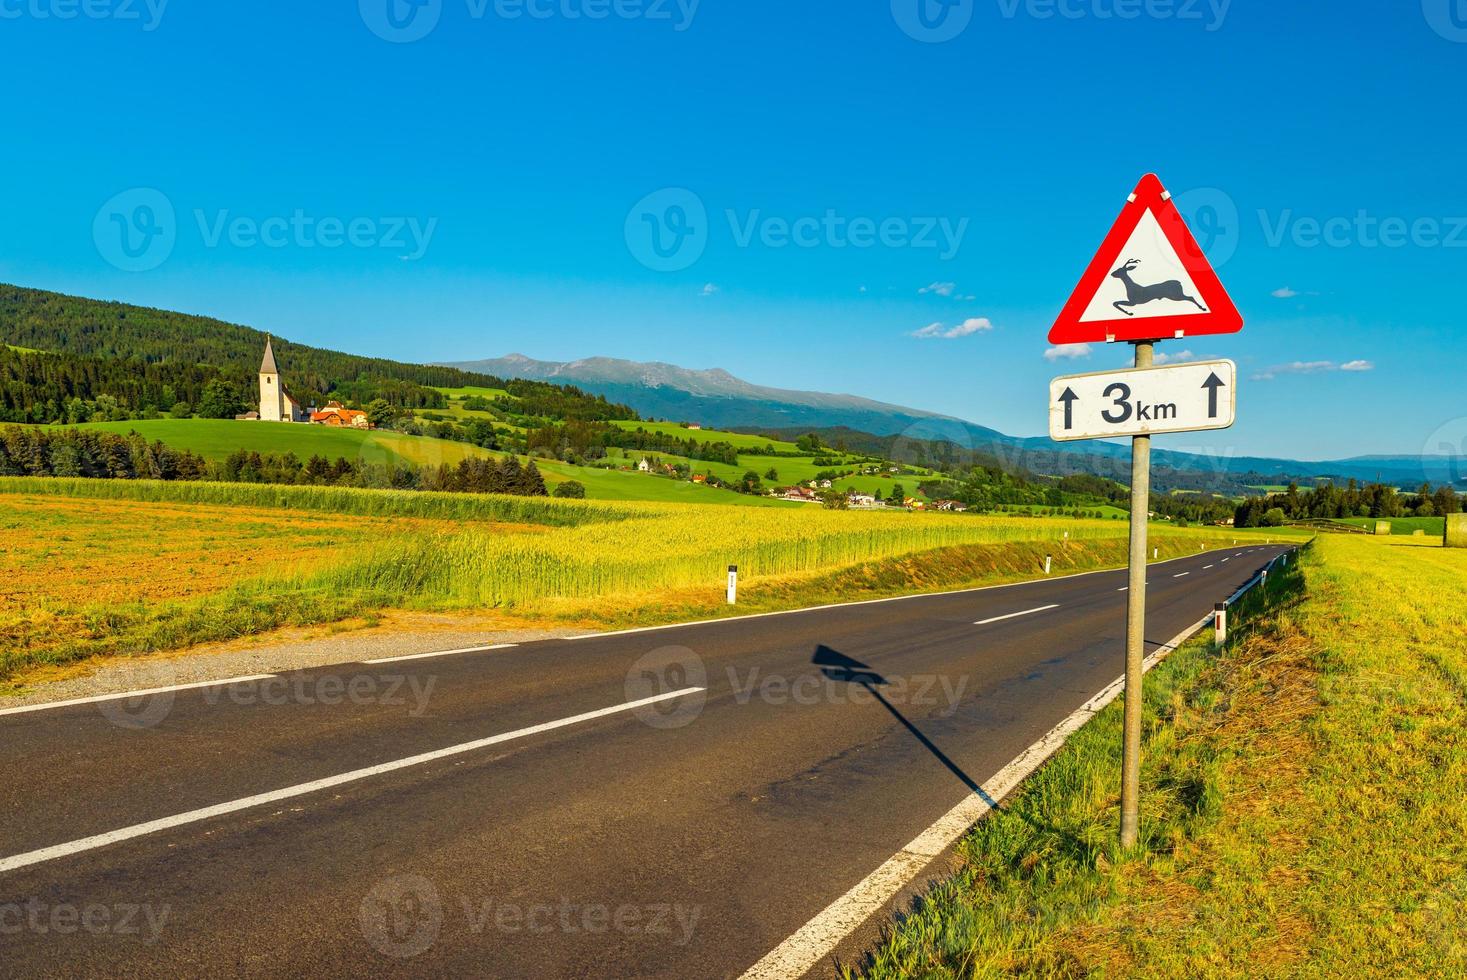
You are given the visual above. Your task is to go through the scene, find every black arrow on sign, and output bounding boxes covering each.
[1058,387,1079,430]
[1201,372,1225,419]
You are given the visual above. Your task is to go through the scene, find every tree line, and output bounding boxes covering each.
[1235,480,1461,527]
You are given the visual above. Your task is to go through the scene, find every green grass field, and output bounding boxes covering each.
[51,419,495,469]
[608,420,811,453]
[431,385,512,400]
[1338,515,1446,536]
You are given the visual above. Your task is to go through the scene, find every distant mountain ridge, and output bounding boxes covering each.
[445,353,1464,489]
[445,353,972,436]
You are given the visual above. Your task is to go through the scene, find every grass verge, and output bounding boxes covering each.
[850,534,1467,977]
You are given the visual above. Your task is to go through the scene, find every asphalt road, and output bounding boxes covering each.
[0,545,1291,978]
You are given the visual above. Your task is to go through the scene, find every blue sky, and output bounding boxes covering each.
[1,1,1463,459]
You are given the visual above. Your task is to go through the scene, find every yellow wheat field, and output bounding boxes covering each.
[319,507,1244,607]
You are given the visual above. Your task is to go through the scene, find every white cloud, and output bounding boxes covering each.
[1044,343,1092,361]
[1152,349,1196,365]
[1271,287,1299,299]
[700,283,719,296]
[1251,359,1374,381]
[919,281,957,297]
[947,317,993,338]
[911,317,994,340]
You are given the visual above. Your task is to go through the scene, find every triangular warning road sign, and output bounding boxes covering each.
[1049,174,1243,345]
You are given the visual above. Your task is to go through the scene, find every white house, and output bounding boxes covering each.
[257,338,307,422]
[637,457,652,472]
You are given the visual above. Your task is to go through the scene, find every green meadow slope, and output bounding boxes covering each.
[46,419,799,506]
[49,419,490,469]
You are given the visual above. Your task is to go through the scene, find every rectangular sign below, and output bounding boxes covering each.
[1049,359,1237,442]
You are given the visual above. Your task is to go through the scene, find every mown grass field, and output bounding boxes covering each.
[51,418,494,469]
[1338,515,1446,536]
[853,533,1465,978]
[431,384,512,400]
[608,420,808,452]
[0,477,1297,682]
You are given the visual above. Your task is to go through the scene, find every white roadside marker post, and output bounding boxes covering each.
[1045,555,1053,575]
[727,565,738,605]
[1214,603,1227,648]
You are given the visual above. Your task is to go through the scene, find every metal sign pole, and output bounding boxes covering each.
[1119,340,1153,849]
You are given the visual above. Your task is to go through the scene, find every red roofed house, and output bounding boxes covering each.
[311,401,370,429]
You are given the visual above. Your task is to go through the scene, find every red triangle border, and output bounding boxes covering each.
[1049,173,1244,345]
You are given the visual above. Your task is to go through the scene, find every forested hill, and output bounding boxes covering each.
[0,283,637,424]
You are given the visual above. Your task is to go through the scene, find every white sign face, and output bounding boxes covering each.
[1049,359,1237,442]
[1078,210,1211,325]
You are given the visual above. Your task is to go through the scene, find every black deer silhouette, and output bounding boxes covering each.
[1110,259,1207,316]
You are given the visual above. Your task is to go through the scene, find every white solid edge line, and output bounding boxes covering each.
[737,614,1213,980]
[0,675,278,719]
[974,604,1060,626]
[0,687,705,876]
[567,544,1245,642]
[364,644,518,665]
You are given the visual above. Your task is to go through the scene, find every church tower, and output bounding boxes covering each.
[259,337,284,421]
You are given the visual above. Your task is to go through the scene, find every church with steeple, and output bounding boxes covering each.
[257,337,306,422]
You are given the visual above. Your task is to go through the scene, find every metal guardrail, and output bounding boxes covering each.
[1214,546,1299,646]
[1226,547,1296,605]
